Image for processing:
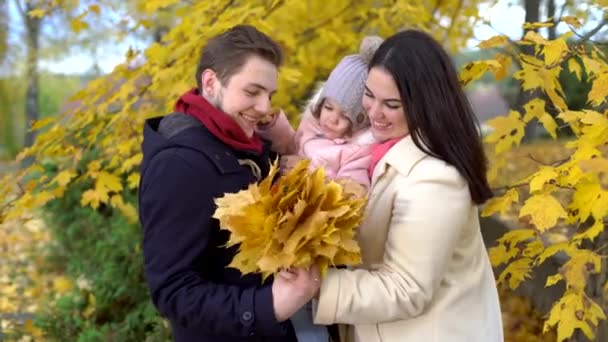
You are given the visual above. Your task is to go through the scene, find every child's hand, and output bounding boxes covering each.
[258,108,281,127]
[279,155,304,175]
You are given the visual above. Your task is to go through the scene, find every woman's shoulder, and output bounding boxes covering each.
[395,154,467,190]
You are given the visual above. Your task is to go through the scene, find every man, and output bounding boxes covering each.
[138,25,319,342]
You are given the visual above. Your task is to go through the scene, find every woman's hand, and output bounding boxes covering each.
[271,265,321,322]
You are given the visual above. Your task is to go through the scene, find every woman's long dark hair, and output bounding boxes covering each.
[369,30,493,204]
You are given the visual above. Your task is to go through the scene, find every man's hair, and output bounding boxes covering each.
[195,25,284,91]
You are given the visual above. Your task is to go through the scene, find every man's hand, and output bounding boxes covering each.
[271,266,321,322]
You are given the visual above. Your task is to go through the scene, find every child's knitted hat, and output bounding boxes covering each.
[316,35,384,133]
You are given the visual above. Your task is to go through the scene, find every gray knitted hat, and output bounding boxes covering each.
[316,35,384,133]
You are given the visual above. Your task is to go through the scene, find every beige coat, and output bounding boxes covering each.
[313,135,503,342]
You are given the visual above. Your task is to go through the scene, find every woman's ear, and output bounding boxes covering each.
[201,69,219,97]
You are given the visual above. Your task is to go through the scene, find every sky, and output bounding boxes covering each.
[7,0,605,75]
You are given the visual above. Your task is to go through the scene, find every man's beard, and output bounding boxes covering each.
[208,89,225,112]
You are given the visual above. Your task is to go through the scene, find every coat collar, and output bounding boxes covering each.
[370,134,429,187]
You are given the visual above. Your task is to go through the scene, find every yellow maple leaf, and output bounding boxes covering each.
[485,111,526,154]
[477,35,509,49]
[53,276,73,294]
[27,8,46,18]
[459,61,489,86]
[97,171,123,193]
[562,16,582,29]
[522,30,547,44]
[544,290,606,341]
[544,38,569,66]
[53,170,77,187]
[494,53,512,80]
[70,18,89,33]
[81,188,108,209]
[522,98,546,123]
[588,72,608,106]
[570,180,602,223]
[568,58,582,81]
[545,273,563,287]
[127,173,140,190]
[88,4,101,15]
[529,166,559,193]
[144,0,181,14]
[573,219,604,243]
[562,248,601,291]
[30,117,56,131]
[481,188,519,217]
[519,194,567,232]
[498,257,533,289]
[213,160,364,279]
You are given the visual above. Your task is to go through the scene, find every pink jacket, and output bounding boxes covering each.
[258,109,375,189]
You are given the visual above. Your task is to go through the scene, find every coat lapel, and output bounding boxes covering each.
[370,134,429,187]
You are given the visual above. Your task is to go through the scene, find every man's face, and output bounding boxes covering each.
[204,55,278,137]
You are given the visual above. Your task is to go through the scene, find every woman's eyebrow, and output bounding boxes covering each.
[365,86,401,103]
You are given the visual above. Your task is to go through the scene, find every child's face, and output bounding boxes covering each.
[318,98,352,139]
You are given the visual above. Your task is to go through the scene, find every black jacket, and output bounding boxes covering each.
[139,113,297,342]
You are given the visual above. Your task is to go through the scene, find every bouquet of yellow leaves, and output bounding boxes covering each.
[213,159,365,280]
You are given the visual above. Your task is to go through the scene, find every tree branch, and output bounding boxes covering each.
[547,14,608,69]
[443,0,464,43]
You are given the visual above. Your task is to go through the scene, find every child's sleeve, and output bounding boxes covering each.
[256,110,297,155]
[336,145,373,190]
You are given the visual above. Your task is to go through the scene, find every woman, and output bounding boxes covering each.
[310,30,504,341]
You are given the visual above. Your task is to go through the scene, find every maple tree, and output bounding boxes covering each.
[0,0,491,339]
[464,5,608,341]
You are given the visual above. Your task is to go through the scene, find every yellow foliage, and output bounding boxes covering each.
[485,110,526,154]
[544,290,606,342]
[213,160,365,280]
[519,194,567,232]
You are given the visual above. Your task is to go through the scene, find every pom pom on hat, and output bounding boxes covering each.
[359,35,384,64]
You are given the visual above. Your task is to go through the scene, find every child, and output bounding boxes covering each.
[259,35,383,191]
[257,35,383,342]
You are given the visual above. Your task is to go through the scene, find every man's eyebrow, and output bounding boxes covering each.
[246,83,277,94]
[365,86,400,103]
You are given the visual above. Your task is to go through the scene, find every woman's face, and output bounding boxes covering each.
[362,67,409,142]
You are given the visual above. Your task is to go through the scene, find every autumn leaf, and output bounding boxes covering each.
[482,188,519,217]
[562,16,582,29]
[498,257,533,289]
[573,219,604,244]
[544,38,569,66]
[213,160,364,279]
[519,194,567,232]
[529,166,559,193]
[588,72,608,106]
[27,8,46,18]
[485,111,526,154]
[544,290,606,341]
[561,248,601,291]
[477,35,509,49]
[568,58,583,81]
[70,19,89,33]
[53,276,74,294]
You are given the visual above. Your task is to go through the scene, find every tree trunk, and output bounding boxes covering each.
[22,1,41,165]
[517,0,542,141]
[547,0,557,40]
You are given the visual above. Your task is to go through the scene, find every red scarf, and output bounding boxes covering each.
[368,138,402,177]
[174,88,263,154]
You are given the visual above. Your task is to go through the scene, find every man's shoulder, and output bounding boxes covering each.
[158,112,201,139]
